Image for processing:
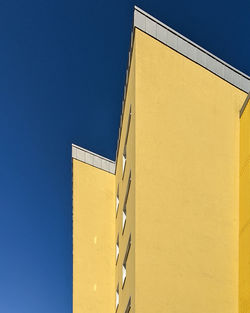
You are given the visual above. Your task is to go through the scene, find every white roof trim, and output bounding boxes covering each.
[134,6,250,93]
[72,144,116,174]
[72,8,250,170]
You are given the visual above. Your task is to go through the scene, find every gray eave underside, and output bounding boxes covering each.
[72,144,116,174]
[240,92,250,117]
[134,6,250,93]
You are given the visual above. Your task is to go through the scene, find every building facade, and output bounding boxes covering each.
[72,7,250,313]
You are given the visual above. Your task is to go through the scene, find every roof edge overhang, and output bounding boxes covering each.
[114,7,250,163]
[72,144,116,174]
[134,6,250,93]
[72,7,250,171]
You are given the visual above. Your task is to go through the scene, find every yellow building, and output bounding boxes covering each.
[72,6,250,313]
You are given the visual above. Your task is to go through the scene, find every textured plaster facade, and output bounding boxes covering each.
[72,7,250,313]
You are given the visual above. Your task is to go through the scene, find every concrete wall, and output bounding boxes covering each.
[115,44,135,313]
[134,28,247,313]
[239,95,250,313]
[72,159,115,313]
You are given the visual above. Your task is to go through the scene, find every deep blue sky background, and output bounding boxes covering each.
[0,0,249,312]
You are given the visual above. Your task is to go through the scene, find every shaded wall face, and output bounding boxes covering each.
[134,28,246,313]
[72,159,115,313]
[115,47,135,313]
[239,97,250,313]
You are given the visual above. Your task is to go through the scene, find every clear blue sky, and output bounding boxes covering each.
[0,0,249,312]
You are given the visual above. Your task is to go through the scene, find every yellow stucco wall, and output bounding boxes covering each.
[72,25,249,313]
[115,44,135,313]
[134,28,247,313]
[72,159,115,313]
[239,95,250,313]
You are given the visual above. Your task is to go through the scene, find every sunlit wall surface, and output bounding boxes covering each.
[72,6,250,313]
[72,158,115,313]
[239,94,250,313]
